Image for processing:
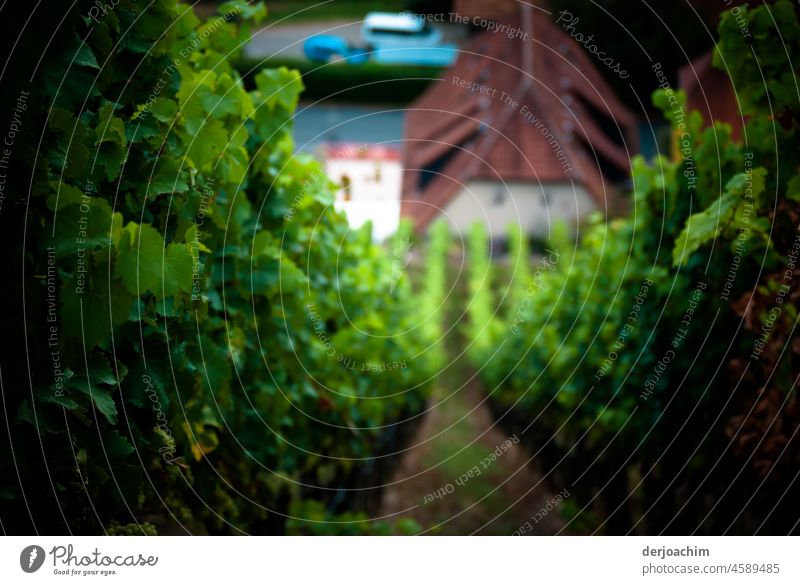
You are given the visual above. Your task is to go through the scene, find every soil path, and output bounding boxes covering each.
[381,351,566,535]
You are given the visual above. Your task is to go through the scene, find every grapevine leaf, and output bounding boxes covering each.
[96,102,127,147]
[148,158,190,196]
[786,173,800,202]
[163,243,194,296]
[115,222,166,295]
[672,168,768,266]
[149,97,178,123]
[74,42,100,69]
[219,0,267,24]
[65,355,120,424]
[103,430,135,458]
[254,67,304,112]
[61,257,135,351]
[185,118,228,167]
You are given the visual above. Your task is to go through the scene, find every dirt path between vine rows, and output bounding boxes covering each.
[380,354,567,535]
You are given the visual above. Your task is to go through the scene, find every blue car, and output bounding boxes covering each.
[371,45,457,67]
[303,35,370,64]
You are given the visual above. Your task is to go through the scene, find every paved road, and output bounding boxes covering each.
[247,20,466,153]
[246,20,361,60]
[246,20,469,60]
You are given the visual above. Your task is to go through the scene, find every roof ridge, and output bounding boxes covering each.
[401,4,640,231]
[463,76,529,180]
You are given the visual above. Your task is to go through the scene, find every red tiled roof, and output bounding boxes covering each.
[402,4,639,231]
[323,142,402,161]
[679,51,743,140]
[452,0,521,23]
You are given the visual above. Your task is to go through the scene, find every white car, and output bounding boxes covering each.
[361,12,443,49]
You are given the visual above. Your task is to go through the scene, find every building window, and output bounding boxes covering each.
[493,186,507,206]
[367,163,382,183]
[341,175,352,201]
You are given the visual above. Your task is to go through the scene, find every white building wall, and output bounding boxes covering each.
[325,158,403,241]
[441,180,596,239]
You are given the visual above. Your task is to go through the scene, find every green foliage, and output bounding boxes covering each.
[419,220,450,368]
[505,223,531,317]
[715,1,800,118]
[107,521,158,536]
[285,500,421,535]
[2,0,439,534]
[263,0,409,24]
[465,222,498,364]
[470,1,800,533]
[672,167,768,266]
[236,57,443,104]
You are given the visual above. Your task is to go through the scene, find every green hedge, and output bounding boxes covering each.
[0,0,443,535]
[236,57,442,104]
[467,1,800,534]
